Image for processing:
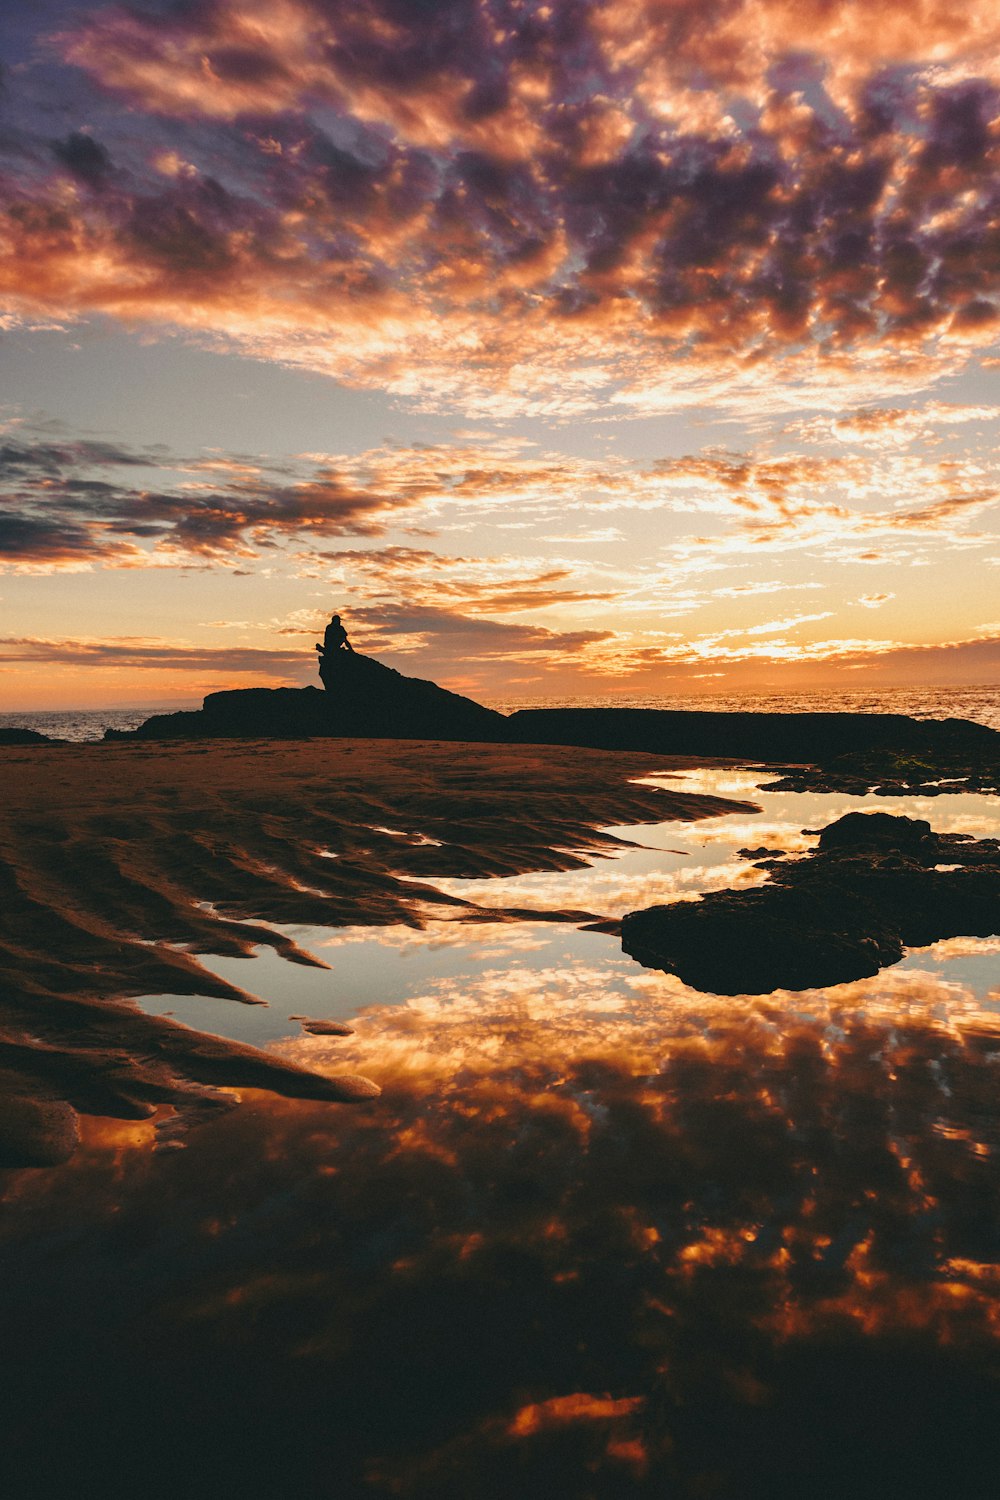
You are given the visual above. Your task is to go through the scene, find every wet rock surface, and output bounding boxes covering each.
[761,747,1000,797]
[0,737,746,1166]
[0,1087,80,1167]
[622,812,1000,995]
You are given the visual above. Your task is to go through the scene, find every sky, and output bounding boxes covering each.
[2,0,1000,710]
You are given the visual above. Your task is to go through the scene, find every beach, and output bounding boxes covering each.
[0,736,747,1167]
[2,732,1000,1496]
[8,0,1000,1487]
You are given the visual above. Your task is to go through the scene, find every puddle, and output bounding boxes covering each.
[421,768,1000,914]
[138,767,1000,1048]
[140,920,626,1043]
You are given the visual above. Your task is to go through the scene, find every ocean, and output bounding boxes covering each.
[4,683,1000,740]
[0,706,175,741]
[490,684,1000,730]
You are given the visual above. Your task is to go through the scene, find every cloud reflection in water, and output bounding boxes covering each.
[4,944,1000,1497]
[422,769,1000,916]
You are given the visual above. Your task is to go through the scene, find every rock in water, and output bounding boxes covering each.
[293,1018,356,1036]
[0,1092,80,1168]
[622,812,1000,995]
[815,811,932,851]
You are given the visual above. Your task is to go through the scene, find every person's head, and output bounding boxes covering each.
[331,614,341,623]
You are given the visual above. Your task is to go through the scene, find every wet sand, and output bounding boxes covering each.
[0,737,748,1163]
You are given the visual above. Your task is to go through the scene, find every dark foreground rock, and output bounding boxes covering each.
[622,811,1000,994]
[0,1087,80,1167]
[0,726,58,745]
[107,651,507,742]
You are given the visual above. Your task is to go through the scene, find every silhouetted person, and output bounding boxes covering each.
[316,612,354,690]
[325,613,354,654]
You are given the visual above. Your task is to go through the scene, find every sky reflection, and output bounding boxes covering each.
[426,769,1000,912]
[4,975,1000,1497]
[139,768,1000,1049]
[7,771,1000,1495]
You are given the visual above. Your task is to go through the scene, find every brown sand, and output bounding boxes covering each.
[0,736,752,1163]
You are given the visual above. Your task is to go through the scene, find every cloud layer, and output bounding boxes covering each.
[1,0,1000,413]
[2,409,998,694]
[4,420,996,573]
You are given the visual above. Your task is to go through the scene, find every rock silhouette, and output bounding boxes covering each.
[622,811,1000,995]
[106,661,1000,775]
[317,612,355,687]
[506,705,998,768]
[106,651,506,742]
[0,727,57,745]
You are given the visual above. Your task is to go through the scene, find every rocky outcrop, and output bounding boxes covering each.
[0,727,57,745]
[106,652,507,742]
[507,706,998,768]
[621,811,1000,995]
[109,674,1000,776]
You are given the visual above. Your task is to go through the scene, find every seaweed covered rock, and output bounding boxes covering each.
[622,813,1000,995]
[815,811,933,851]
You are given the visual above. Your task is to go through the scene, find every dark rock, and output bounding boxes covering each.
[624,885,905,993]
[506,706,997,763]
[737,845,787,860]
[815,811,932,851]
[105,656,1000,794]
[759,741,1000,797]
[0,1092,80,1168]
[622,812,1000,995]
[0,727,56,746]
[292,1017,356,1036]
[107,652,507,743]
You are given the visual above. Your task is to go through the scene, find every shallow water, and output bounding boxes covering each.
[5,768,1000,1497]
[138,767,1000,1040]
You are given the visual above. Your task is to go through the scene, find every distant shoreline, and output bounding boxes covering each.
[4,681,1000,739]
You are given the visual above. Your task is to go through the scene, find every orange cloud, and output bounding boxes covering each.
[0,2,993,415]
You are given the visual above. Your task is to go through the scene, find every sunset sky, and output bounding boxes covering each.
[2,0,1000,709]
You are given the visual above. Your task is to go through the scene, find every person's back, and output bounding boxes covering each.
[317,613,354,689]
[324,615,349,653]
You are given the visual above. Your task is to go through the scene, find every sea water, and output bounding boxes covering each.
[0,706,171,740]
[4,682,1000,738]
[488,682,1000,731]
